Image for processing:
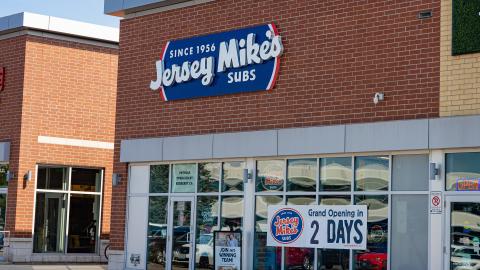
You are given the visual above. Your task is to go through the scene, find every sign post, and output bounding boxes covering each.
[213,231,242,270]
[267,205,368,250]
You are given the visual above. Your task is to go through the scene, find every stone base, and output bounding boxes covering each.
[108,250,125,270]
[6,238,110,263]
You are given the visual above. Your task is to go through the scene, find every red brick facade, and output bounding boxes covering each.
[0,35,118,238]
[111,0,440,250]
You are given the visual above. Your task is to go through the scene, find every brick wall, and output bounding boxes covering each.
[111,0,441,250]
[3,35,118,238]
[440,0,480,116]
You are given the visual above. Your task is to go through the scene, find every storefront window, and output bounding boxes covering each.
[254,196,282,270]
[0,164,8,188]
[355,156,389,191]
[222,162,245,192]
[287,159,317,192]
[150,165,169,193]
[392,154,428,191]
[198,163,220,193]
[221,196,243,231]
[449,202,480,270]
[256,160,284,192]
[195,196,218,270]
[318,195,351,270]
[34,166,103,254]
[147,196,168,270]
[320,157,352,191]
[353,195,388,270]
[284,195,315,270]
[446,152,480,191]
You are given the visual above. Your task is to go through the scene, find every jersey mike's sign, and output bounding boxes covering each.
[267,205,368,250]
[150,24,283,101]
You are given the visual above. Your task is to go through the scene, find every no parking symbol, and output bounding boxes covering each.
[430,191,442,214]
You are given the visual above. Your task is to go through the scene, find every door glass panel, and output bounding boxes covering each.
[172,201,192,270]
[450,202,480,270]
[67,194,100,253]
[33,193,67,253]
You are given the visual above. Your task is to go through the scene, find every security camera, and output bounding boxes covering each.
[373,92,384,105]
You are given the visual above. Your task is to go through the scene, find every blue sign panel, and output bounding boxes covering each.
[150,24,283,101]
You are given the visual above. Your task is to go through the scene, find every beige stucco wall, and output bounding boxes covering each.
[440,0,480,116]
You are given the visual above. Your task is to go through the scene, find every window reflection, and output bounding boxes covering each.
[256,160,284,192]
[196,196,218,270]
[222,162,245,192]
[254,196,283,270]
[285,196,315,270]
[0,164,8,188]
[198,163,220,193]
[320,157,352,191]
[150,165,169,193]
[354,195,388,270]
[450,202,480,270]
[446,152,480,191]
[147,197,168,270]
[318,196,351,270]
[287,159,317,192]
[355,156,389,191]
[221,196,243,231]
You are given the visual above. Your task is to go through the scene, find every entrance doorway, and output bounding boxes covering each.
[445,196,480,270]
[168,197,195,270]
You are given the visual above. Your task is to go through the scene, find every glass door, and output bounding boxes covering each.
[168,197,195,270]
[445,196,480,270]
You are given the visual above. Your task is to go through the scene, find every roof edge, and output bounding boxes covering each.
[0,12,119,43]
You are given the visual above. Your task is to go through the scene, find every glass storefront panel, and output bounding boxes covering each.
[198,163,220,193]
[450,202,480,270]
[254,195,283,270]
[37,167,68,190]
[446,152,480,191]
[195,196,218,270]
[0,165,8,188]
[392,154,428,191]
[285,195,315,270]
[33,192,67,253]
[354,195,388,270]
[317,195,351,270]
[0,194,6,250]
[221,196,243,231]
[71,168,101,192]
[320,157,352,191]
[150,165,170,193]
[355,156,389,191]
[222,162,245,192]
[147,196,168,270]
[256,160,284,192]
[67,194,100,253]
[287,159,317,192]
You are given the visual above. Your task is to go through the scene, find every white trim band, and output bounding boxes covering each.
[38,135,114,150]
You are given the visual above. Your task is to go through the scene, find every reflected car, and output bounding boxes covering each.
[172,226,191,264]
[355,252,387,270]
[196,234,213,267]
[147,223,167,264]
[277,248,314,270]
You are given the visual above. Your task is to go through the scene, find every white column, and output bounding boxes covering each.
[429,150,444,270]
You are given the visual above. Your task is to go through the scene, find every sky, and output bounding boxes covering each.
[0,0,120,28]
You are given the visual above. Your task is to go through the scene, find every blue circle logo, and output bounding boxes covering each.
[270,208,304,244]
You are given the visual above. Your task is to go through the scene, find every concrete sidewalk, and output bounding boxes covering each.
[0,265,107,270]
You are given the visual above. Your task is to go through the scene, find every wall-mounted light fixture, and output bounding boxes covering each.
[23,171,31,182]
[243,169,252,184]
[430,162,440,180]
[373,92,384,105]
[113,173,121,186]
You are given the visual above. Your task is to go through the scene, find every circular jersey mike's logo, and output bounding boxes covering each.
[270,208,304,244]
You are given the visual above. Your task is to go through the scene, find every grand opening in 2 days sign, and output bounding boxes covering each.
[150,24,283,101]
[267,205,368,250]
